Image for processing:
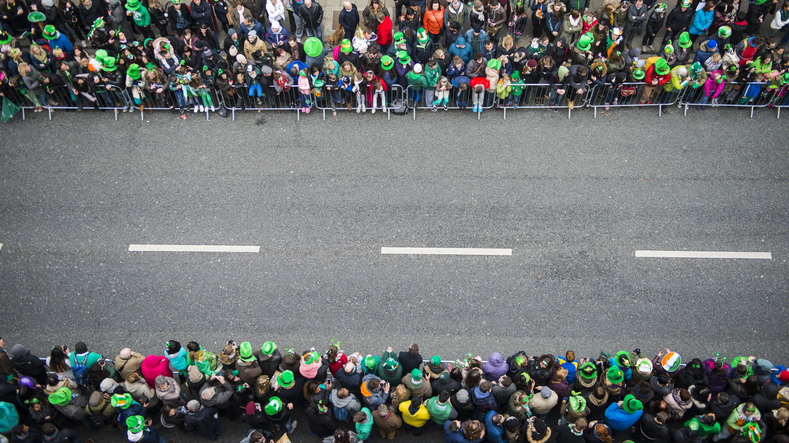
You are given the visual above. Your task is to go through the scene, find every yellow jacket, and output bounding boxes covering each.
[399,401,431,427]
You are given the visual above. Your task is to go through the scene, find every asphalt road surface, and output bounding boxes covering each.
[0,106,787,442]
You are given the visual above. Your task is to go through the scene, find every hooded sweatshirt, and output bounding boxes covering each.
[483,353,508,381]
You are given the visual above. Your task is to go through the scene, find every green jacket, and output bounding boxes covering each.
[407,71,429,90]
[426,397,452,424]
[70,351,103,369]
[355,408,373,441]
[425,65,441,87]
[377,351,403,384]
[685,418,721,438]
[127,5,151,27]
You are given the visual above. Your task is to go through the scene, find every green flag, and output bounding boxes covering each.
[1,96,20,122]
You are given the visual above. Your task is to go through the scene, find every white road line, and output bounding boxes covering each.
[128,245,260,253]
[635,250,772,259]
[381,247,512,256]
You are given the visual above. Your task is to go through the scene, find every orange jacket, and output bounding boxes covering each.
[423,6,445,35]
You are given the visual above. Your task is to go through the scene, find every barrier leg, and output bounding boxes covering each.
[567,108,571,120]
[778,107,781,119]
[750,106,754,119]
[232,108,236,121]
[503,107,506,120]
[47,107,51,121]
[114,108,118,121]
[594,106,597,119]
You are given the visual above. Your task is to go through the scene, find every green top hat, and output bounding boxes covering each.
[102,58,118,71]
[277,370,295,389]
[487,58,501,70]
[239,342,255,362]
[28,11,46,22]
[417,28,429,44]
[654,58,670,75]
[394,31,405,45]
[0,31,11,45]
[340,39,352,53]
[677,32,692,49]
[48,387,72,406]
[607,366,624,384]
[397,51,411,65]
[127,63,141,80]
[261,341,276,355]
[577,33,593,52]
[126,415,145,434]
[265,396,283,415]
[718,26,731,38]
[632,68,645,80]
[126,0,142,10]
[43,25,58,40]
[381,55,394,70]
[304,37,323,57]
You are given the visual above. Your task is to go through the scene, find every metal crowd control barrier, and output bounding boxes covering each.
[585,82,685,118]
[3,88,37,120]
[221,84,301,121]
[406,84,496,120]
[776,84,789,118]
[497,83,574,120]
[678,81,782,119]
[311,84,404,121]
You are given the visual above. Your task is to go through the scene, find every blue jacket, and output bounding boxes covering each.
[471,386,497,412]
[556,357,578,384]
[485,411,507,443]
[166,347,188,371]
[444,420,484,443]
[239,19,266,42]
[689,9,713,34]
[266,27,291,48]
[335,369,362,391]
[604,403,642,431]
[48,33,74,53]
[463,28,488,55]
[360,374,389,407]
[448,37,473,64]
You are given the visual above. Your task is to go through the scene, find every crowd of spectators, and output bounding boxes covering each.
[1,0,789,118]
[1,337,788,443]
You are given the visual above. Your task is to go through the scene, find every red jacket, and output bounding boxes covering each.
[377,16,393,46]
[645,65,670,86]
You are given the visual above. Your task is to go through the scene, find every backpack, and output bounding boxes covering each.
[389,98,409,115]
[87,400,111,429]
[73,354,90,387]
[333,404,351,421]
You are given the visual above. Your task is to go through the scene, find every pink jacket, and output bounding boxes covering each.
[703,70,724,98]
[141,355,173,388]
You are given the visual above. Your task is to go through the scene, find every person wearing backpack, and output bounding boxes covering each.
[85,391,116,432]
[330,387,362,422]
[69,342,103,388]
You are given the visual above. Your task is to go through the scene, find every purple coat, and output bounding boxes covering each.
[703,358,732,394]
[482,353,508,381]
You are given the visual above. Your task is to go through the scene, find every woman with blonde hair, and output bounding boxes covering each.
[124,372,159,408]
